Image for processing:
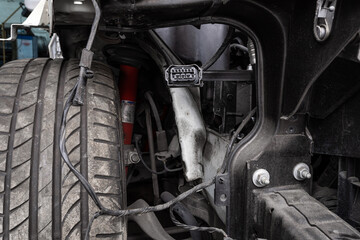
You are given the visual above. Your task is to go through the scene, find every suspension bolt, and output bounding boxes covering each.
[252,169,270,187]
[293,163,311,181]
[129,151,140,164]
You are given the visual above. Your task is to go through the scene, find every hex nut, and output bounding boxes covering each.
[293,163,311,181]
[252,169,270,187]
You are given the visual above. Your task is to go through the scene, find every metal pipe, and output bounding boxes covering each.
[145,105,160,203]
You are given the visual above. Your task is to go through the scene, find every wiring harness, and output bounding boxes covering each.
[60,82,233,239]
[59,1,253,238]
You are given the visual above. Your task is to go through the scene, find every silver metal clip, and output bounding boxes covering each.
[314,0,337,42]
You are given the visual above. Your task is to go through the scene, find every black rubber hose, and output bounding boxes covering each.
[145,91,163,131]
[202,27,235,71]
[161,192,202,240]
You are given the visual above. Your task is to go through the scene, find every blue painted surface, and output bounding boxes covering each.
[0,0,25,26]
[16,34,38,59]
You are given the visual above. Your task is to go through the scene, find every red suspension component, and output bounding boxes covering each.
[119,65,139,145]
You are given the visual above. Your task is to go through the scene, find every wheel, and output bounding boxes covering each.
[0,59,126,239]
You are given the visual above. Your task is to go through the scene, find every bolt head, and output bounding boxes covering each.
[316,25,327,40]
[252,169,270,187]
[129,151,140,164]
[293,163,311,181]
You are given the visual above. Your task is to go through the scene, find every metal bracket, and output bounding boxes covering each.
[0,0,49,41]
[48,33,63,59]
[214,174,230,206]
[314,0,337,42]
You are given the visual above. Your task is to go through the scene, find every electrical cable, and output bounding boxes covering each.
[202,27,235,70]
[163,161,183,172]
[230,43,249,52]
[219,107,257,173]
[145,104,161,202]
[169,206,233,240]
[60,84,216,239]
[135,138,167,175]
[145,91,163,131]
[136,137,183,174]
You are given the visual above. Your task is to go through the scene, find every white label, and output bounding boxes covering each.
[121,100,136,123]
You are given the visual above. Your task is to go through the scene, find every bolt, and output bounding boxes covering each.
[293,163,311,181]
[287,127,295,134]
[237,133,245,141]
[129,151,140,164]
[316,25,327,40]
[328,5,335,12]
[252,169,270,188]
[218,177,225,184]
[227,94,234,101]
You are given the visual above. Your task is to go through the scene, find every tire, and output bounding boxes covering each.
[0,59,126,239]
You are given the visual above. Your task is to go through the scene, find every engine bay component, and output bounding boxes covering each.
[314,0,338,41]
[170,88,206,181]
[165,64,203,87]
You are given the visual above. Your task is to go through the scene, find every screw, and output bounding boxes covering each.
[293,163,311,181]
[252,169,270,187]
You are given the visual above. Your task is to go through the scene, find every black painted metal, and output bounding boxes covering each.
[338,158,360,231]
[256,189,360,239]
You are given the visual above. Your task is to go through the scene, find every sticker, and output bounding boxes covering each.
[121,100,136,123]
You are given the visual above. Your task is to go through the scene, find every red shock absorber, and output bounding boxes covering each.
[119,65,139,146]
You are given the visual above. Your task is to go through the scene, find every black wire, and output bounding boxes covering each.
[135,136,183,174]
[219,107,257,173]
[163,161,183,172]
[202,27,235,71]
[85,211,101,239]
[60,82,104,210]
[135,139,167,175]
[169,206,233,240]
[60,84,216,239]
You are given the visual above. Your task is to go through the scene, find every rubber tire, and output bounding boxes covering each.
[0,59,126,239]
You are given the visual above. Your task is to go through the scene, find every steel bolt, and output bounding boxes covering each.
[316,25,327,40]
[129,151,140,164]
[252,169,270,187]
[293,163,311,181]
